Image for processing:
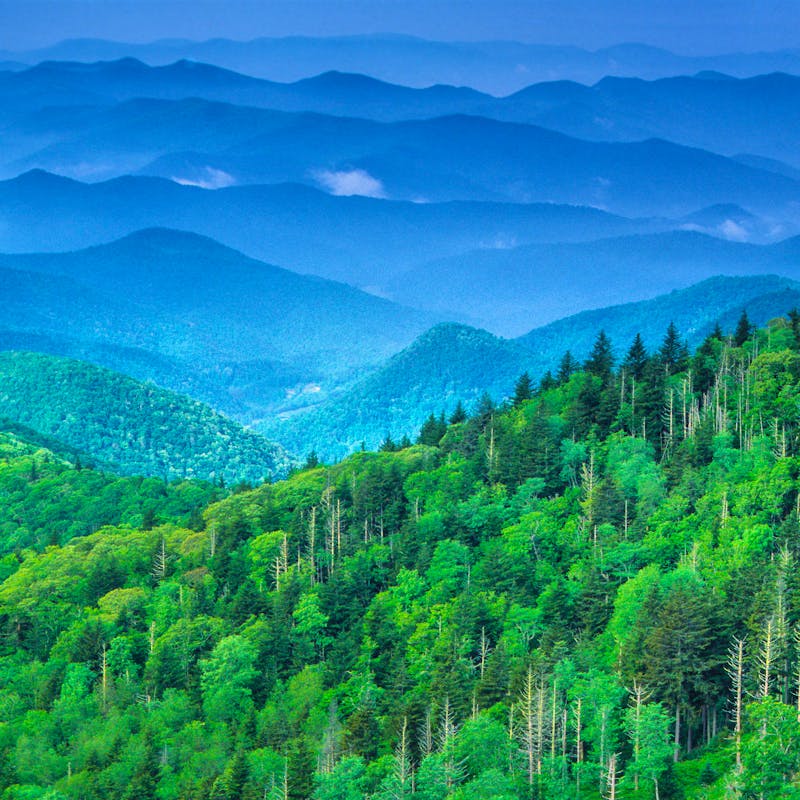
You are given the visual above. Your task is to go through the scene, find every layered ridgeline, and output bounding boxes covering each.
[4,44,800,101]
[2,96,799,219]
[5,217,800,462]
[0,171,660,286]
[0,352,292,483]
[2,62,799,171]
[264,275,800,460]
[4,317,800,798]
[0,227,436,419]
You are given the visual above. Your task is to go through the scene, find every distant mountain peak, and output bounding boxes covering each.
[27,56,148,75]
[112,226,225,249]
[296,70,392,90]
[80,227,270,267]
[10,169,81,189]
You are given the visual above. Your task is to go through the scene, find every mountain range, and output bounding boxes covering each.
[3,59,799,169]
[6,219,800,456]
[0,170,667,285]
[2,81,800,220]
[4,36,800,93]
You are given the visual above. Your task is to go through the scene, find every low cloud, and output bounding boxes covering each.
[681,220,751,243]
[314,168,387,199]
[171,167,236,190]
[486,234,518,250]
[718,219,749,241]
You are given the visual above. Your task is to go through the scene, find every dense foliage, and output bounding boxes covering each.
[0,351,293,484]
[4,316,800,798]
[0,428,223,555]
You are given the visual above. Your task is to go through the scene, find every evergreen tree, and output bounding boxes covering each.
[734,309,753,346]
[512,372,533,406]
[474,393,496,427]
[692,329,722,394]
[584,331,614,382]
[124,730,160,800]
[417,413,447,446]
[449,401,467,425]
[538,370,557,391]
[557,350,577,384]
[658,322,689,375]
[788,308,800,346]
[623,333,648,380]
[379,434,398,452]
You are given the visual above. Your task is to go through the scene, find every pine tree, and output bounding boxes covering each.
[474,393,496,427]
[539,370,557,391]
[623,333,648,380]
[788,308,800,346]
[585,331,614,382]
[380,434,398,452]
[734,310,753,346]
[449,401,467,424]
[513,372,533,406]
[659,322,689,375]
[557,351,577,384]
[417,413,447,446]
[124,730,160,800]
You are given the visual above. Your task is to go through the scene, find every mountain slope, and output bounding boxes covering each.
[260,323,534,460]
[0,427,226,552]
[1,317,800,800]
[0,351,293,482]
[0,227,433,368]
[265,276,800,459]
[0,227,439,418]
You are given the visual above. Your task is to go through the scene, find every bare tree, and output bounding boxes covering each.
[726,637,746,773]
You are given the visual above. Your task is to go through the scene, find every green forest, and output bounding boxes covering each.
[3,312,800,799]
[0,352,292,485]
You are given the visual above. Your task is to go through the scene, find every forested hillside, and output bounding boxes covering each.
[3,314,800,798]
[0,427,223,554]
[0,352,292,484]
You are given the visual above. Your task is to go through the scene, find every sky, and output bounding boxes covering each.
[0,0,798,54]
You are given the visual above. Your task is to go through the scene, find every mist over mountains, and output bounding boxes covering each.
[0,170,667,284]
[5,36,800,93]
[4,58,800,169]
[2,36,800,463]
[3,62,800,224]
